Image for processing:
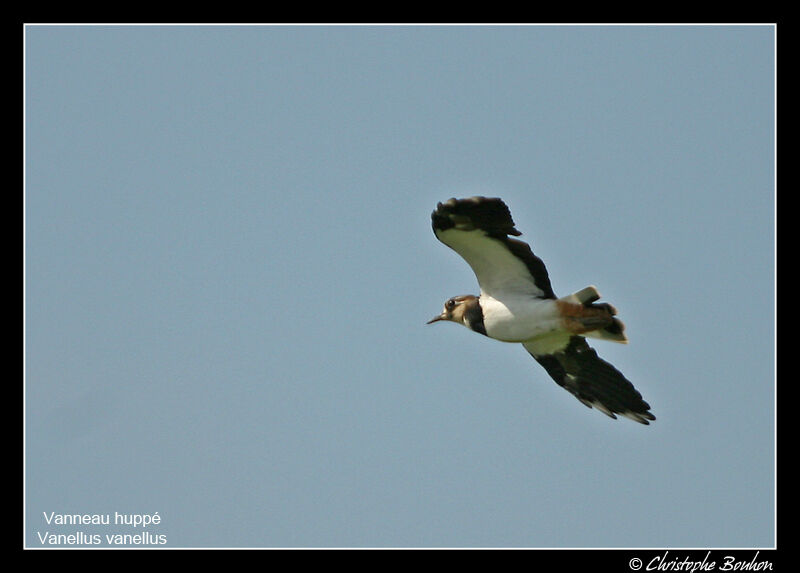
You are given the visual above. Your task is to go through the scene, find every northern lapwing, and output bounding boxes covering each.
[428,197,655,424]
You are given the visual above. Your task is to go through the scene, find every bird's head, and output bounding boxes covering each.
[427,295,478,327]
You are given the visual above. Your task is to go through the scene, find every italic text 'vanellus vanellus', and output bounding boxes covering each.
[427,197,655,424]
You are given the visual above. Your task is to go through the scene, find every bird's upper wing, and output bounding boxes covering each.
[431,197,555,299]
[523,335,655,424]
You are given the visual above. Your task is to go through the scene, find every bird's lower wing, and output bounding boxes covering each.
[523,336,655,424]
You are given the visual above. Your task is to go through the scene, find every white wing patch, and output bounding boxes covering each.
[522,333,572,357]
[435,227,548,298]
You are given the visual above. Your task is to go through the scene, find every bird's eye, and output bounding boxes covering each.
[446,299,456,310]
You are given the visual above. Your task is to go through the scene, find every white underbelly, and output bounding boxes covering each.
[480,294,562,342]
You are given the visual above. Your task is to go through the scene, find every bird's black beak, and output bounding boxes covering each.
[426,314,445,325]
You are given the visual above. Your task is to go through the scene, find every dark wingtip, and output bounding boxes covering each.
[431,196,522,236]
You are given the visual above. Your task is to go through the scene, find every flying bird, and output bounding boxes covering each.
[427,197,655,424]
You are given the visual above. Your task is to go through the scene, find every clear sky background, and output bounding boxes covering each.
[25,25,775,548]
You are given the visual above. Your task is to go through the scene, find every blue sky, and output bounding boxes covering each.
[25,25,775,548]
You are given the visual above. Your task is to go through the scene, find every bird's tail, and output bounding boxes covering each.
[557,286,628,343]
